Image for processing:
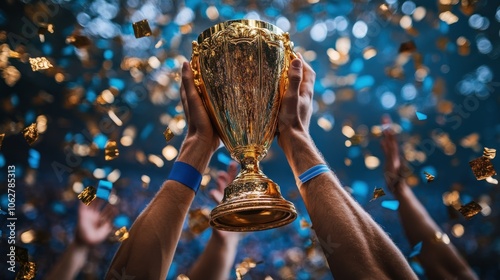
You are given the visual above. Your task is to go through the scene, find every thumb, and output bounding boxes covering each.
[286,58,303,98]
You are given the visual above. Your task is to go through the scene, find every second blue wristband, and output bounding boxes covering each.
[298,164,330,184]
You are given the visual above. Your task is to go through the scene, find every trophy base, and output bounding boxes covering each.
[210,179,297,232]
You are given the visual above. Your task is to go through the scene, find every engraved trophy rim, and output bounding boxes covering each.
[197,19,285,43]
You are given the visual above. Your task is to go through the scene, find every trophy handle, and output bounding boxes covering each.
[190,41,204,93]
[281,32,298,95]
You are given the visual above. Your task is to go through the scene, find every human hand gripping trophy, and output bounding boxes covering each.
[190,20,298,231]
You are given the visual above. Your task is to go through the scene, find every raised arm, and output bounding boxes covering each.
[380,117,478,280]
[106,62,220,279]
[45,200,115,280]
[187,162,241,280]
[276,54,416,279]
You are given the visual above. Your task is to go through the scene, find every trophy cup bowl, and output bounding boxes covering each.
[190,20,297,231]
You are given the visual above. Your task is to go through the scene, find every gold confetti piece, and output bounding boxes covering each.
[66,34,91,48]
[458,201,482,220]
[105,140,119,161]
[188,208,210,235]
[38,23,54,35]
[163,127,174,142]
[424,171,435,183]
[16,261,36,280]
[114,226,129,242]
[300,218,311,229]
[483,147,496,159]
[28,57,53,71]
[469,156,496,180]
[23,123,39,146]
[77,186,97,205]
[132,19,152,38]
[0,133,4,149]
[236,258,260,280]
[370,187,386,202]
[3,65,21,86]
[176,275,190,280]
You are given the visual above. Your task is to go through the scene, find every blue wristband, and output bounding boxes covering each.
[168,161,202,193]
[298,164,330,184]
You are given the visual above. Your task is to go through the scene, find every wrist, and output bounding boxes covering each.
[177,136,215,173]
[278,129,311,154]
[278,130,325,177]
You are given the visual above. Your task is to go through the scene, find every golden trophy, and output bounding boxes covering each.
[190,20,297,231]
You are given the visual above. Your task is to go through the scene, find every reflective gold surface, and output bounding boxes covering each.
[191,20,297,231]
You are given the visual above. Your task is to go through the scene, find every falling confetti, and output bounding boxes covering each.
[114,226,130,242]
[381,200,400,211]
[434,231,450,244]
[0,133,4,150]
[132,19,152,38]
[370,187,386,202]
[415,111,427,121]
[16,261,36,280]
[105,140,119,161]
[78,186,97,205]
[458,201,482,220]
[424,171,435,183]
[188,208,211,235]
[163,127,174,142]
[236,258,260,280]
[96,180,113,201]
[28,57,53,71]
[408,241,423,258]
[469,156,496,180]
[483,147,496,159]
[23,123,39,146]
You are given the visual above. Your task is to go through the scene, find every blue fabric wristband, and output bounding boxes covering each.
[168,161,202,194]
[298,164,330,184]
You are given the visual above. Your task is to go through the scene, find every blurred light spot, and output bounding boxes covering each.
[352,21,368,38]
[108,193,119,205]
[364,156,380,169]
[469,14,484,29]
[345,140,352,147]
[451,224,464,237]
[401,83,417,100]
[352,180,369,198]
[201,174,211,186]
[317,114,334,131]
[276,17,290,32]
[381,91,396,109]
[496,7,500,22]
[217,152,231,165]
[244,11,260,20]
[336,37,351,54]
[148,56,161,69]
[334,16,348,32]
[162,145,178,161]
[322,90,336,105]
[141,175,150,188]
[206,6,219,20]
[413,7,426,21]
[439,11,459,25]
[363,47,377,59]
[485,176,498,185]
[342,125,355,138]
[72,181,84,193]
[175,7,195,25]
[20,229,36,243]
[415,68,429,81]
[400,15,412,29]
[476,36,492,54]
[28,149,40,169]
[402,1,416,15]
[148,154,164,167]
[416,111,427,120]
[108,110,123,126]
[121,136,133,146]
[114,214,131,228]
[77,12,91,26]
[310,22,327,42]
[36,115,48,133]
[93,168,106,179]
[476,65,493,83]
[107,169,121,183]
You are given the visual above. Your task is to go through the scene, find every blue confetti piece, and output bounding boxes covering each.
[296,14,314,32]
[140,123,154,140]
[11,94,19,107]
[93,133,108,149]
[1,194,8,209]
[410,261,425,275]
[25,110,36,124]
[28,149,41,169]
[109,78,124,90]
[354,75,375,90]
[350,58,364,73]
[400,118,412,132]
[114,214,130,228]
[347,146,361,158]
[416,111,427,121]
[409,241,423,258]
[96,180,113,201]
[62,45,74,56]
[104,49,113,60]
[217,152,231,166]
[86,89,97,102]
[352,180,369,198]
[0,9,6,25]
[0,208,6,215]
[420,166,436,182]
[42,43,52,55]
[0,154,5,168]
[52,202,66,214]
[264,7,280,17]
[381,200,400,211]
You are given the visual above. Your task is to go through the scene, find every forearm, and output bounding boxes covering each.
[106,137,213,279]
[393,183,478,279]
[187,233,238,280]
[45,242,89,280]
[281,131,416,279]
